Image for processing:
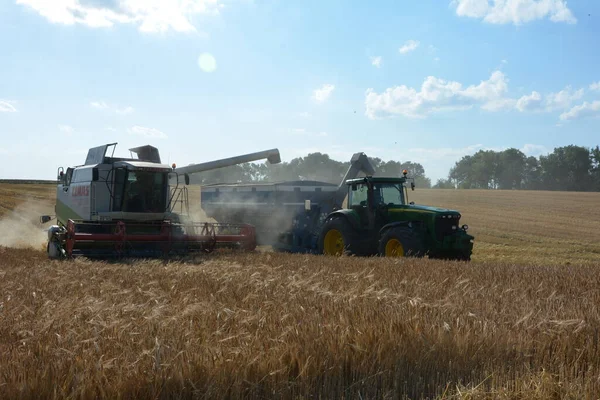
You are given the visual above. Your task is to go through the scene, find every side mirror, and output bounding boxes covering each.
[184,173,190,185]
[351,183,357,191]
[40,215,52,224]
[304,200,311,211]
[411,182,415,191]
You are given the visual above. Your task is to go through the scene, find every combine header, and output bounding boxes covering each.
[41,143,280,259]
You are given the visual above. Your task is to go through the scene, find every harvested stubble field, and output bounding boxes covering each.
[1,183,600,399]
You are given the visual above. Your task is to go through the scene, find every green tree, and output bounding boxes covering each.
[449,155,474,188]
[590,146,600,191]
[522,156,542,190]
[496,148,526,189]
[375,160,431,188]
[432,178,455,189]
[540,145,592,191]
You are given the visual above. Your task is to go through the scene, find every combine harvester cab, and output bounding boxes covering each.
[41,143,280,259]
[201,153,474,260]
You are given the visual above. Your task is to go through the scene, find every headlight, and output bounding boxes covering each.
[462,224,469,231]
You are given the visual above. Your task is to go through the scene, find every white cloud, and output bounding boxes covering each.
[559,101,600,121]
[297,111,311,118]
[365,70,512,119]
[515,91,542,112]
[371,56,382,68]
[16,0,223,33]
[589,81,600,91]
[0,100,17,113]
[515,86,583,112]
[116,106,134,115]
[90,101,109,109]
[453,0,577,25]
[128,125,168,139]
[545,86,584,111]
[521,143,548,156]
[313,84,335,104]
[399,40,419,54]
[90,101,134,115]
[58,124,75,135]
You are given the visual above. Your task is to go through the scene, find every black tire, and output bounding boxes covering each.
[378,227,424,258]
[318,217,358,256]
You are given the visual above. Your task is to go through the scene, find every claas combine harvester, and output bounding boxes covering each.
[40,143,281,259]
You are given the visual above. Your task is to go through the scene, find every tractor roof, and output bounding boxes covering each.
[345,176,407,185]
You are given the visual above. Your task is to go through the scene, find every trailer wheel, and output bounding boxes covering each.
[379,227,423,258]
[319,217,357,256]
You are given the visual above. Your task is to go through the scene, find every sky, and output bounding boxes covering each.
[1,0,599,182]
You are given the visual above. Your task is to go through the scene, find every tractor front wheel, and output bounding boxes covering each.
[319,218,357,256]
[379,227,423,258]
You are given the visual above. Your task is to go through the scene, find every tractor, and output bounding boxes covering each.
[318,172,474,260]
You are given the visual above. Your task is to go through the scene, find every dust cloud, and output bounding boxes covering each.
[173,185,217,223]
[0,200,52,250]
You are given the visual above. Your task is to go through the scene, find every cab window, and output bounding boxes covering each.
[349,183,368,207]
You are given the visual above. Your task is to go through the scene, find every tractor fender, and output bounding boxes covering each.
[379,220,423,237]
[324,210,362,232]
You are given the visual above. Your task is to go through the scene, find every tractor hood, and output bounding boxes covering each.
[393,204,460,215]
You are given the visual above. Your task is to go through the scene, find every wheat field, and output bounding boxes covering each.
[1,183,600,399]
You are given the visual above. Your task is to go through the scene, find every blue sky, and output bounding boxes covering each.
[1,0,599,182]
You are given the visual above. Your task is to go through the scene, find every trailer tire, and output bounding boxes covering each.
[378,227,423,258]
[319,217,358,256]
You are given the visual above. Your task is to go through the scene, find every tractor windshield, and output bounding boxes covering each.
[373,182,405,206]
[120,170,168,213]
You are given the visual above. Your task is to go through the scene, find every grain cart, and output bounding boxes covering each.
[40,143,281,259]
[201,152,375,248]
[201,156,474,260]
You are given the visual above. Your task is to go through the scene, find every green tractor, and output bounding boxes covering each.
[319,172,474,260]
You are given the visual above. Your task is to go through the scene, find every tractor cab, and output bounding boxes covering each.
[347,174,413,208]
[346,173,415,229]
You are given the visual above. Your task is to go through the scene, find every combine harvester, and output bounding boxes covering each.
[201,153,474,260]
[40,143,281,259]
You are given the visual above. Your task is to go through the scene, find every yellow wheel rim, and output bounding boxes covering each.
[323,229,345,256]
[385,238,405,257]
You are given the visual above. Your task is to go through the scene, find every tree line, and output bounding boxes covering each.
[434,145,600,191]
[190,152,432,188]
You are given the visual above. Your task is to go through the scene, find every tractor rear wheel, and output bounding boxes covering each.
[379,227,423,258]
[319,217,357,256]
